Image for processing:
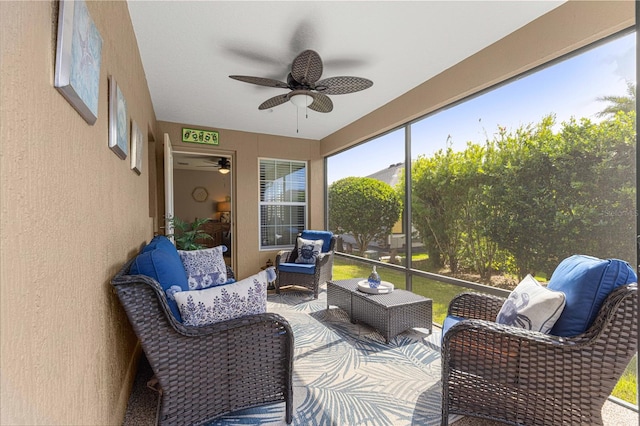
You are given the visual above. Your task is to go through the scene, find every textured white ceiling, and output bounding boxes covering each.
[128,1,564,140]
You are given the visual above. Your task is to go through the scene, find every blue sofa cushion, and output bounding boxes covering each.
[301,230,333,253]
[130,240,189,322]
[278,262,316,275]
[547,255,636,336]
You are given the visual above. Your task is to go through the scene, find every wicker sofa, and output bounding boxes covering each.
[112,237,294,425]
[441,255,638,425]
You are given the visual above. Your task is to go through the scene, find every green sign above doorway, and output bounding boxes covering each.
[182,127,219,145]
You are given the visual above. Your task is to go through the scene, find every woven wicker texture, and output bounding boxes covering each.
[327,279,433,343]
[275,234,337,299]
[317,76,374,95]
[441,284,638,426]
[112,258,294,425]
[291,50,323,85]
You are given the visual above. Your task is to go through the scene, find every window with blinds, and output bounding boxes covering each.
[259,159,307,249]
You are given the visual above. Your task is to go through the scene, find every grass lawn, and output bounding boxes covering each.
[612,355,637,404]
[331,257,637,405]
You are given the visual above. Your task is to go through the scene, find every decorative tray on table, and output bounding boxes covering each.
[357,280,395,294]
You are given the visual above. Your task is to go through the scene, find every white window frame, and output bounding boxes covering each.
[259,158,308,250]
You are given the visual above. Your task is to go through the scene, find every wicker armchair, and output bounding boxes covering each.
[275,231,336,299]
[112,258,294,426]
[441,283,637,425]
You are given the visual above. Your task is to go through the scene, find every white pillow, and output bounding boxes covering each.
[178,246,227,290]
[496,274,566,334]
[294,237,324,264]
[174,270,268,326]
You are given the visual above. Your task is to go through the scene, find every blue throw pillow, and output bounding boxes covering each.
[547,255,636,336]
[130,245,189,322]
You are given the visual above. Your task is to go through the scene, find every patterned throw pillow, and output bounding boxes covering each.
[178,246,227,290]
[496,274,566,334]
[174,270,268,326]
[294,237,324,264]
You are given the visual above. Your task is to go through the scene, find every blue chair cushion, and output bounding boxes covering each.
[130,242,189,322]
[301,230,333,253]
[441,315,464,345]
[278,262,316,275]
[547,255,636,336]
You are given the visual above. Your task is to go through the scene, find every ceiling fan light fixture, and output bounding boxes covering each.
[218,157,230,174]
[290,94,313,108]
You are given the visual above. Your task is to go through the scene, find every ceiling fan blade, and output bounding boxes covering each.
[315,76,373,95]
[308,93,333,113]
[229,75,289,88]
[291,50,323,85]
[259,94,290,110]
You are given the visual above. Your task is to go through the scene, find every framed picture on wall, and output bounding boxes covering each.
[108,75,128,159]
[130,120,143,174]
[54,0,103,125]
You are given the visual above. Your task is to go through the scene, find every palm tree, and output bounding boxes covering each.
[596,81,636,118]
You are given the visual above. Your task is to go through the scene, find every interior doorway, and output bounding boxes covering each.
[171,150,234,267]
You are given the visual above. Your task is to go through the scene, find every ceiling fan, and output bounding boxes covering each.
[229,50,373,113]
[195,157,231,174]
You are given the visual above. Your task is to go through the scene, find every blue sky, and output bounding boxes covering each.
[327,32,636,184]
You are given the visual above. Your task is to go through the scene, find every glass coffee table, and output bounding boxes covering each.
[327,278,432,343]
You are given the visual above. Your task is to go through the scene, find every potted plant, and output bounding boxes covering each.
[168,216,212,250]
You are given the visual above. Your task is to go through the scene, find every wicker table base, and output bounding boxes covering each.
[327,279,432,343]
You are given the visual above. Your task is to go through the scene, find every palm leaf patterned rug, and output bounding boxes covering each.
[209,284,456,426]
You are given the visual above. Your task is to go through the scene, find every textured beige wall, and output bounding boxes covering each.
[320,0,635,156]
[158,121,323,277]
[1,1,157,424]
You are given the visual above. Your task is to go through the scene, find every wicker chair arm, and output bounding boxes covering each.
[315,250,334,266]
[447,292,506,321]
[275,250,293,266]
[444,318,568,351]
[113,263,284,338]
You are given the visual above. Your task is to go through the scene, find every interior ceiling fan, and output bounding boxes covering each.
[194,157,231,174]
[229,50,373,113]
